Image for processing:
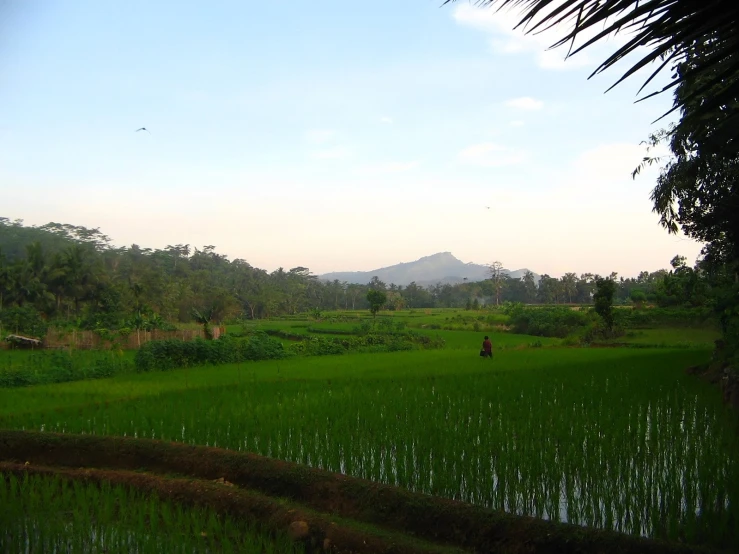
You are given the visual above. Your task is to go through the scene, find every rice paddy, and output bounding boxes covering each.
[0,471,303,553]
[2,346,737,548]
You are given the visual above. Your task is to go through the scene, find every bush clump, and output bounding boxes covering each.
[134,332,286,372]
[0,306,48,338]
[289,331,444,356]
[508,306,593,338]
[614,306,715,328]
[0,351,130,388]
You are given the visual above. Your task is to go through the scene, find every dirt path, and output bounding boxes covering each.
[0,430,727,554]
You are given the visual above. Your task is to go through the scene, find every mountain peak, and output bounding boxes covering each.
[420,251,458,261]
[319,253,538,286]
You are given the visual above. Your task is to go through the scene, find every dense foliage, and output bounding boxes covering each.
[0,218,717,340]
[507,305,593,339]
[134,333,286,372]
[505,303,718,344]
[635,40,739,362]
[593,278,616,332]
[0,350,131,388]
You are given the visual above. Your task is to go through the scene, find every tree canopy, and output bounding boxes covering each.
[635,43,739,360]
[0,218,716,337]
[637,42,739,269]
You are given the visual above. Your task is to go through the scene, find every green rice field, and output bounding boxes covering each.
[2,346,737,548]
[0,471,302,553]
[606,327,721,348]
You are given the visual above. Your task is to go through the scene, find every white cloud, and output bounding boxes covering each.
[304,129,336,144]
[509,120,525,127]
[458,142,526,167]
[312,146,351,160]
[380,116,393,124]
[358,161,419,174]
[505,97,543,110]
[452,3,630,71]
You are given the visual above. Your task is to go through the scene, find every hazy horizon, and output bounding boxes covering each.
[2,1,703,279]
[0,216,700,280]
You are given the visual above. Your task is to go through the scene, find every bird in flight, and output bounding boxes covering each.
[135,127,150,134]
[485,206,490,209]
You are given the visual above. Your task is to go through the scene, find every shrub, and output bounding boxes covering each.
[509,306,593,338]
[240,331,287,361]
[614,306,715,328]
[578,321,626,345]
[630,290,647,306]
[288,332,444,357]
[0,350,132,388]
[352,321,373,335]
[501,301,524,316]
[0,306,48,338]
[134,332,286,372]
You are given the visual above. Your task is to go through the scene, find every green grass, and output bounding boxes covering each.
[1,347,737,547]
[241,315,547,351]
[0,348,671,416]
[606,328,721,348]
[0,349,135,388]
[0,349,135,371]
[428,329,560,350]
[250,308,509,330]
[0,472,302,553]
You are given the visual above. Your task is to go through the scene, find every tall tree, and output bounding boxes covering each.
[575,273,596,304]
[59,244,102,316]
[366,289,387,323]
[561,272,578,304]
[368,276,386,291]
[488,261,505,306]
[346,284,363,310]
[634,39,739,356]
[594,277,616,332]
[521,270,537,304]
[0,248,9,310]
[537,274,558,304]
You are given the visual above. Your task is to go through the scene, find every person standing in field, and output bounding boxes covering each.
[481,335,493,359]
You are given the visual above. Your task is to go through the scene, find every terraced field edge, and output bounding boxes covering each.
[0,431,726,554]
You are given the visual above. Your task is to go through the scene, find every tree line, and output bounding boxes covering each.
[0,217,712,337]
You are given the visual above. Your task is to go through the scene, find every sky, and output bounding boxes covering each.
[0,0,704,279]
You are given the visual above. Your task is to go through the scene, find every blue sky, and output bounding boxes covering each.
[1,0,702,277]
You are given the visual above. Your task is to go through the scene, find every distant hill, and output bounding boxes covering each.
[319,252,539,287]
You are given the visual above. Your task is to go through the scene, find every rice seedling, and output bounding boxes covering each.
[1,347,736,547]
[0,471,304,553]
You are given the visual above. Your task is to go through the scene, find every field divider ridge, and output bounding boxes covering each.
[0,430,726,554]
